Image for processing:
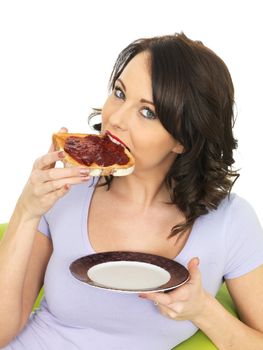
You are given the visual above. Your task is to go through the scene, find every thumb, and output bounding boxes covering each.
[48,127,68,153]
[187,257,201,282]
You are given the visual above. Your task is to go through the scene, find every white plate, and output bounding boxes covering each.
[70,251,189,293]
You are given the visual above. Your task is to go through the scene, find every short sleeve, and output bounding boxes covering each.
[37,215,51,239]
[223,196,263,279]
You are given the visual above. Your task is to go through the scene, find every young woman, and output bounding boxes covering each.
[0,33,263,350]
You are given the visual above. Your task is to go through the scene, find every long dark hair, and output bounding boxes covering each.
[88,32,239,238]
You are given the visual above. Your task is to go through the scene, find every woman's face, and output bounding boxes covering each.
[101,52,183,174]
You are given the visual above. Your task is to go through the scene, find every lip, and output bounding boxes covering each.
[105,130,129,149]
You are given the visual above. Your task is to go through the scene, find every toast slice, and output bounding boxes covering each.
[52,131,135,176]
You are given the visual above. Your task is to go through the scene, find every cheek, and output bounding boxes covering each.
[131,131,176,166]
[101,98,111,125]
[101,95,119,124]
[131,132,165,158]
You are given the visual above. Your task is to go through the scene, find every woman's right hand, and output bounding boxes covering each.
[17,128,90,220]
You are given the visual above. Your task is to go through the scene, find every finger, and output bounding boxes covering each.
[157,303,179,319]
[35,167,90,183]
[35,175,90,196]
[33,150,65,170]
[43,183,72,204]
[139,292,174,306]
[187,257,201,284]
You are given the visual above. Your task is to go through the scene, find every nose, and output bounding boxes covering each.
[108,105,130,132]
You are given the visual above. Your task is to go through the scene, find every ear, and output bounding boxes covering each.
[172,142,184,154]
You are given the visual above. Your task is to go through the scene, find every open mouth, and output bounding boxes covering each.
[105,130,131,152]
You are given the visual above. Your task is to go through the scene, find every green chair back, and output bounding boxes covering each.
[0,223,8,240]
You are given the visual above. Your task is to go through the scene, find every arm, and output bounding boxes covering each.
[193,265,263,350]
[140,260,263,350]
[0,211,44,346]
[0,228,52,345]
[18,231,53,333]
[0,134,90,346]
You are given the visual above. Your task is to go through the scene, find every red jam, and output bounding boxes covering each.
[64,134,129,166]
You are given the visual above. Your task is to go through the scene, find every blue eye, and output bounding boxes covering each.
[141,107,157,120]
[112,85,157,120]
[113,86,125,100]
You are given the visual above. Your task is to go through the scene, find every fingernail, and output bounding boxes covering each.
[58,151,65,158]
[138,294,147,299]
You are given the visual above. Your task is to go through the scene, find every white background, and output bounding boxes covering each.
[0,0,262,224]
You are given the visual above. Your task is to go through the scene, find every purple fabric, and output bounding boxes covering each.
[3,178,263,350]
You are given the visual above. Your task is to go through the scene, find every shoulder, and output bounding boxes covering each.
[206,193,259,224]
[221,194,263,278]
[216,192,249,211]
[220,193,261,227]
[209,193,262,239]
[196,193,262,247]
[221,193,257,212]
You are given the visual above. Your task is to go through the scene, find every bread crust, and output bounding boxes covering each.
[52,133,135,176]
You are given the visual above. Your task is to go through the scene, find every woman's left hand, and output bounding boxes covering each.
[139,257,209,322]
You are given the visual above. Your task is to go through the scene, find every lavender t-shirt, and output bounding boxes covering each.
[3,178,263,350]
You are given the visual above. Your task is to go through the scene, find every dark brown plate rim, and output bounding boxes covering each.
[69,251,190,293]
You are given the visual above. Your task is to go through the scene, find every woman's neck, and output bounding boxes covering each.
[106,171,172,212]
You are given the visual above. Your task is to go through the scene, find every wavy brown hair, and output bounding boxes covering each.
[88,32,239,238]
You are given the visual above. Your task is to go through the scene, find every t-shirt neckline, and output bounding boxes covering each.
[81,177,198,263]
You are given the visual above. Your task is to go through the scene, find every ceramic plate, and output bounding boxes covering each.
[69,251,189,293]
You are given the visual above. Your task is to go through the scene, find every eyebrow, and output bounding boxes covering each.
[116,78,155,106]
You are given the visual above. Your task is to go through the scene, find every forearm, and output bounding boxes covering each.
[0,202,40,332]
[192,293,263,350]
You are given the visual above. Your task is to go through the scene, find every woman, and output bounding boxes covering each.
[0,33,263,350]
